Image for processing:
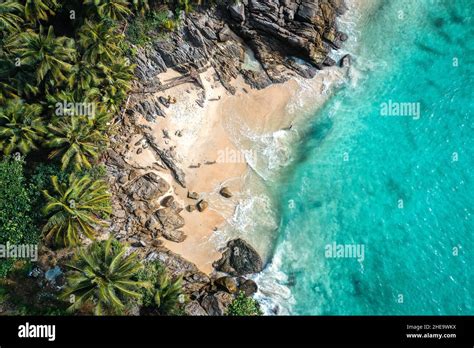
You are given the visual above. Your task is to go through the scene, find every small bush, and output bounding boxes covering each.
[126,10,172,46]
[0,156,38,277]
[227,291,263,316]
[28,163,68,225]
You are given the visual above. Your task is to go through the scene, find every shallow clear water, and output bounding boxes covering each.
[256,0,474,315]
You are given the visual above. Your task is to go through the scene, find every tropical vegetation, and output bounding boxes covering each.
[0,0,215,315]
[42,174,111,247]
[0,156,37,277]
[227,291,263,316]
[62,238,150,315]
[136,260,185,315]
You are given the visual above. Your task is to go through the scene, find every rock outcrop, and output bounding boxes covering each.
[184,301,209,316]
[201,291,234,316]
[215,276,238,293]
[143,132,186,188]
[128,172,170,202]
[213,238,263,276]
[131,0,347,92]
[239,278,258,296]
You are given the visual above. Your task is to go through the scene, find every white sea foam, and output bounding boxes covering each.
[252,244,296,315]
[214,185,279,260]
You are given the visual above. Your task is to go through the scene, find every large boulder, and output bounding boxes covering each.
[162,229,187,243]
[197,200,208,212]
[215,276,238,293]
[200,291,233,316]
[339,53,351,67]
[213,238,263,276]
[146,207,186,242]
[155,207,185,231]
[182,271,210,296]
[185,301,208,316]
[296,0,323,25]
[128,173,170,202]
[218,25,233,42]
[187,191,199,200]
[160,195,175,207]
[229,2,245,22]
[239,279,258,296]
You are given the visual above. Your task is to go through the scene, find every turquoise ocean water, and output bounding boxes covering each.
[255,0,474,315]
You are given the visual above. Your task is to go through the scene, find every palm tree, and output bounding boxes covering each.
[153,272,183,315]
[47,90,112,132]
[84,0,131,21]
[68,61,102,91]
[12,25,75,86]
[62,238,150,315]
[78,19,121,65]
[0,55,40,100]
[0,98,46,155]
[45,115,107,171]
[46,88,101,114]
[88,107,112,132]
[100,84,128,114]
[0,32,40,100]
[0,58,19,102]
[42,174,111,247]
[24,0,58,22]
[97,57,134,113]
[135,260,184,315]
[0,0,24,33]
[98,57,134,91]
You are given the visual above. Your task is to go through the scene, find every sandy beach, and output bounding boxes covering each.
[122,63,345,274]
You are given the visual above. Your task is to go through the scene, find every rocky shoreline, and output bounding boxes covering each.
[105,0,348,315]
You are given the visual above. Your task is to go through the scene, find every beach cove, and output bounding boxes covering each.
[104,0,473,316]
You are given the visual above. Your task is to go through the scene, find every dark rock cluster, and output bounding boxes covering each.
[132,0,348,93]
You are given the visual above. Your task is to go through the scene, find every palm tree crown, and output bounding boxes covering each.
[84,0,131,21]
[78,19,122,65]
[42,174,111,246]
[62,238,150,315]
[0,98,46,155]
[12,25,75,86]
[0,0,24,32]
[153,272,183,315]
[46,114,107,171]
[24,0,58,22]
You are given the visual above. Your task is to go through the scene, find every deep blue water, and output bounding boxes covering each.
[260,0,474,315]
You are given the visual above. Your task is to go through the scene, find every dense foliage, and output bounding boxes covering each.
[136,260,185,315]
[0,156,37,277]
[62,238,150,315]
[0,0,257,316]
[42,174,111,247]
[227,291,263,316]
